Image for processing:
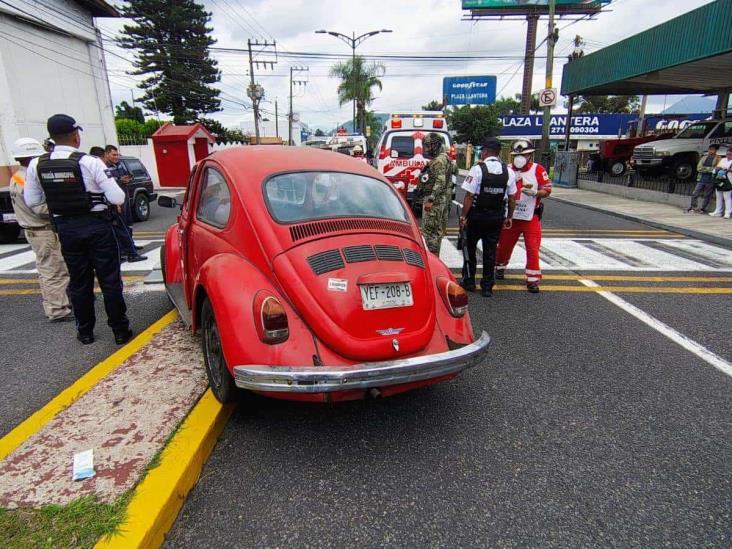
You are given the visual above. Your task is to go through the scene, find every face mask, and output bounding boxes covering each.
[513,155,528,169]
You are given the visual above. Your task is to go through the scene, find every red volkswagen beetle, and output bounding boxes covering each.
[160,146,490,403]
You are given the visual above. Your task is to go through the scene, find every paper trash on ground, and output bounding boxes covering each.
[72,449,95,481]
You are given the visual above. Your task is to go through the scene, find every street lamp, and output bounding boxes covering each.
[315,29,392,134]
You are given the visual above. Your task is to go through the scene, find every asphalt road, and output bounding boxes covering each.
[0,202,179,437]
[165,198,732,547]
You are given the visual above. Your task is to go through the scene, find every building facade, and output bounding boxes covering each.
[0,0,118,184]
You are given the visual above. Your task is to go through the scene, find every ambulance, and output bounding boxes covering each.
[375,112,456,209]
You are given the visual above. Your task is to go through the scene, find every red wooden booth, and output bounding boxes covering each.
[152,123,216,187]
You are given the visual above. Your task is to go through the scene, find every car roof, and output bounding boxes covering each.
[207,146,383,187]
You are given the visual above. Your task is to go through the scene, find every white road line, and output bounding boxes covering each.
[579,279,732,380]
[0,250,37,270]
[121,246,161,272]
[0,244,30,256]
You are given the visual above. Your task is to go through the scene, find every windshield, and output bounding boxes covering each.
[265,172,409,223]
[674,121,717,139]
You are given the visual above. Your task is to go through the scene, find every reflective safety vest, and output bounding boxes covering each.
[36,152,104,216]
[474,161,508,213]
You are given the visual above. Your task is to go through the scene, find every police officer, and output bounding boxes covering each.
[459,138,517,297]
[8,138,72,321]
[420,133,453,255]
[24,114,132,345]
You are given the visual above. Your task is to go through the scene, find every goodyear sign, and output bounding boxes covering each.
[442,76,497,106]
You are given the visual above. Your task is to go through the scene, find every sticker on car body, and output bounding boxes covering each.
[327,278,348,292]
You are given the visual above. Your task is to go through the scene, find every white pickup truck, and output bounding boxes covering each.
[632,119,732,181]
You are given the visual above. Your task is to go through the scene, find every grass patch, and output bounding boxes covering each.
[0,492,131,549]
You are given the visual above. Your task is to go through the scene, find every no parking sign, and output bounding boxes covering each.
[539,88,557,107]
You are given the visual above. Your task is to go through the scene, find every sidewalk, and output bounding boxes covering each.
[550,187,732,249]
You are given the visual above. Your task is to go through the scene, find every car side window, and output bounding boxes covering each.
[196,168,231,228]
[125,159,149,178]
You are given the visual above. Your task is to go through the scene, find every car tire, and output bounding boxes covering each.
[673,158,695,182]
[0,224,21,244]
[132,193,150,222]
[160,244,166,283]
[201,297,238,404]
[609,161,626,176]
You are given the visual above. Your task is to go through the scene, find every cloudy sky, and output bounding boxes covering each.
[99,0,715,133]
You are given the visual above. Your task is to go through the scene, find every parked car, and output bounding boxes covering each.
[632,119,732,181]
[598,133,674,176]
[159,146,490,404]
[0,185,20,243]
[118,155,158,222]
[0,155,157,244]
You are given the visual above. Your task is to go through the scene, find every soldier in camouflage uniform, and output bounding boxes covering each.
[420,133,454,255]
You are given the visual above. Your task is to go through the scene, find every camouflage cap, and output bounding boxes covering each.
[423,132,443,149]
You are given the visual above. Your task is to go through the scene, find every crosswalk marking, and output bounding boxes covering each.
[2,237,732,275]
[438,238,732,272]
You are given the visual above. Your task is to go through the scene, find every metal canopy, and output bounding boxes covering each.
[561,0,732,96]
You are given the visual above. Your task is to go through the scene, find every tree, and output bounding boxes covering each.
[422,100,443,111]
[329,55,385,135]
[115,118,147,144]
[118,0,221,124]
[115,100,145,124]
[198,117,245,143]
[314,128,325,137]
[446,104,502,145]
[574,95,640,113]
[494,94,522,116]
[364,110,383,150]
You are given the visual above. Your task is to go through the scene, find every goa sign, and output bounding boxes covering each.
[442,76,497,106]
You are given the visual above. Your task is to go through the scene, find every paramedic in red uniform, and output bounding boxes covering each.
[495,139,552,293]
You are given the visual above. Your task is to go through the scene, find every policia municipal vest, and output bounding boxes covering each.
[36,152,106,216]
[473,161,509,214]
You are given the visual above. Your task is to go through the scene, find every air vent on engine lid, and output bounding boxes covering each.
[307,249,344,275]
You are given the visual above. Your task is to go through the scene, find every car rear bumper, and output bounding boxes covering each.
[233,331,491,393]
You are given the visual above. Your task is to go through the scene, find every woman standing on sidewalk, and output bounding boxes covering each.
[710,149,732,219]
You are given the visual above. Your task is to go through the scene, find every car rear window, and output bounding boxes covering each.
[265,172,408,224]
[124,159,149,178]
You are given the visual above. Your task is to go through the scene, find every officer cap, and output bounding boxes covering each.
[47,114,83,136]
[482,137,502,152]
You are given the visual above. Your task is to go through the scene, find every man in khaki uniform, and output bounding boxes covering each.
[8,138,72,321]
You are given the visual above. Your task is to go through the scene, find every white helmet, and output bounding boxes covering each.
[12,138,45,159]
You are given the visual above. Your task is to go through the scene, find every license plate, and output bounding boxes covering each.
[360,283,413,310]
[2,213,16,222]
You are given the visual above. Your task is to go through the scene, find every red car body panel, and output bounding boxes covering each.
[162,146,487,402]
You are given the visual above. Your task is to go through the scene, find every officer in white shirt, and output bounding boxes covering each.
[459,138,517,297]
[25,114,132,345]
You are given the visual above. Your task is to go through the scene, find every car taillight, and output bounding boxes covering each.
[391,118,402,129]
[437,277,468,317]
[449,144,457,161]
[432,119,444,129]
[256,295,289,344]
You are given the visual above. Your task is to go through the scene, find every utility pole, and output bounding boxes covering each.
[564,35,584,151]
[635,95,648,137]
[540,0,557,166]
[521,14,539,115]
[246,39,277,145]
[289,66,308,145]
[275,99,279,139]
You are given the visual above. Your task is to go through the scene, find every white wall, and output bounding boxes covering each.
[0,6,116,182]
[118,140,248,189]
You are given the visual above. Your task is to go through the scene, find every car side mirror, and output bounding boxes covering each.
[390,150,399,158]
[158,196,178,208]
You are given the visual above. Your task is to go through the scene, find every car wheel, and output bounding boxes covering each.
[609,161,626,176]
[0,224,21,244]
[673,159,695,182]
[132,193,150,222]
[201,297,238,403]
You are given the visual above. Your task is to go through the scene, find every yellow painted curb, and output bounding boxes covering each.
[0,309,178,461]
[96,390,235,549]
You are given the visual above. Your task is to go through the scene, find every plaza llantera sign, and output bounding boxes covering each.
[442,75,497,106]
[499,114,635,138]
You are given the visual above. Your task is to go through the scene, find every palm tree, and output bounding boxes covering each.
[329,55,385,135]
